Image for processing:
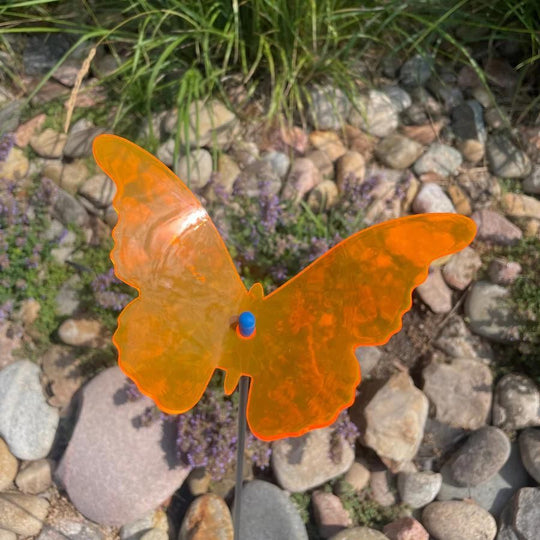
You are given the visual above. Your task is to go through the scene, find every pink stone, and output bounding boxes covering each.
[56,367,190,526]
[383,517,429,540]
[312,490,352,538]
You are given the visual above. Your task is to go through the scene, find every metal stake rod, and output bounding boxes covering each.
[233,376,249,539]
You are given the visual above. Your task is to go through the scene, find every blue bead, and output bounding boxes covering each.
[238,311,256,337]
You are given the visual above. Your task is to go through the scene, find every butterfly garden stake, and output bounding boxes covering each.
[93,134,476,537]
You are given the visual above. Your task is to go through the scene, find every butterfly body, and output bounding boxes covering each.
[93,134,476,441]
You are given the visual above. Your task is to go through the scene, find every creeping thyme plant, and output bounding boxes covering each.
[0,134,71,338]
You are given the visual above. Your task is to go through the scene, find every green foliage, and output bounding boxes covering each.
[488,236,540,383]
[0,176,73,338]
[75,236,136,332]
[338,482,406,529]
[1,0,539,137]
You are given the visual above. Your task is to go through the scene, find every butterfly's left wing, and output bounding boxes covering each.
[241,214,476,440]
[93,135,249,414]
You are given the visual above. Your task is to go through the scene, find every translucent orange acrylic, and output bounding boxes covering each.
[93,134,477,441]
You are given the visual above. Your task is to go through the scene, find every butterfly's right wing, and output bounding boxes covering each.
[93,135,248,413]
[241,213,476,440]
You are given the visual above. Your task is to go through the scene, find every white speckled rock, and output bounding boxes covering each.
[0,361,59,460]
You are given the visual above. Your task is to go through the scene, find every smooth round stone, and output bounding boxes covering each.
[397,471,442,509]
[235,480,307,540]
[406,88,444,124]
[0,361,59,460]
[422,501,496,540]
[413,143,462,177]
[446,183,472,215]
[400,54,432,86]
[30,128,67,158]
[502,192,540,220]
[523,164,540,195]
[338,460,370,493]
[213,153,240,196]
[336,151,366,191]
[307,85,351,130]
[42,159,89,195]
[492,374,540,430]
[0,492,50,536]
[57,318,107,348]
[177,149,213,190]
[329,526,388,540]
[15,459,52,494]
[309,130,347,161]
[465,281,520,342]
[486,134,532,178]
[0,146,29,180]
[0,529,16,540]
[382,86,412,112]
[238,159,282,198]
[437,443,530,517]
[349,90,398,137]
[412,183,455,214]
[0,438,18,490]
[119,509,169,540]
[56,367,190,526]
[519,429,540,483]
[354,346,382,379]
[156,139,174,166]
[63,123,106,159]
[422,358,492,430]
[457,139,485,163]
[186,467,211,496]
[272,427,354,492]
[179,493,233,540]
[452,100,486,143]
[306,149,334,178]
[37,517,105,540]
[447,426,510,486]
[416,267,453,314]
[375,134,423,169]
[78,174,116,209]
[307,180,339,212]
[55,275,82,317]
[370,468,396,507]
[53,187,89,227]
[434,316,493,361]
[350,372,428,467]
[471,209,522,245]
[283,157,322,204]
[383,517,428,540]
[262,150,290,179]
[442,247,482,290]
[312,490,352,538]
[513,487,540,540]
[488,258,522,286]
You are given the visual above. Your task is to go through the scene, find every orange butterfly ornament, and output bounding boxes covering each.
[93,134,476,441]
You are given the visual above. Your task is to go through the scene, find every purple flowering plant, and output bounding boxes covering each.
[0,168,64,331]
